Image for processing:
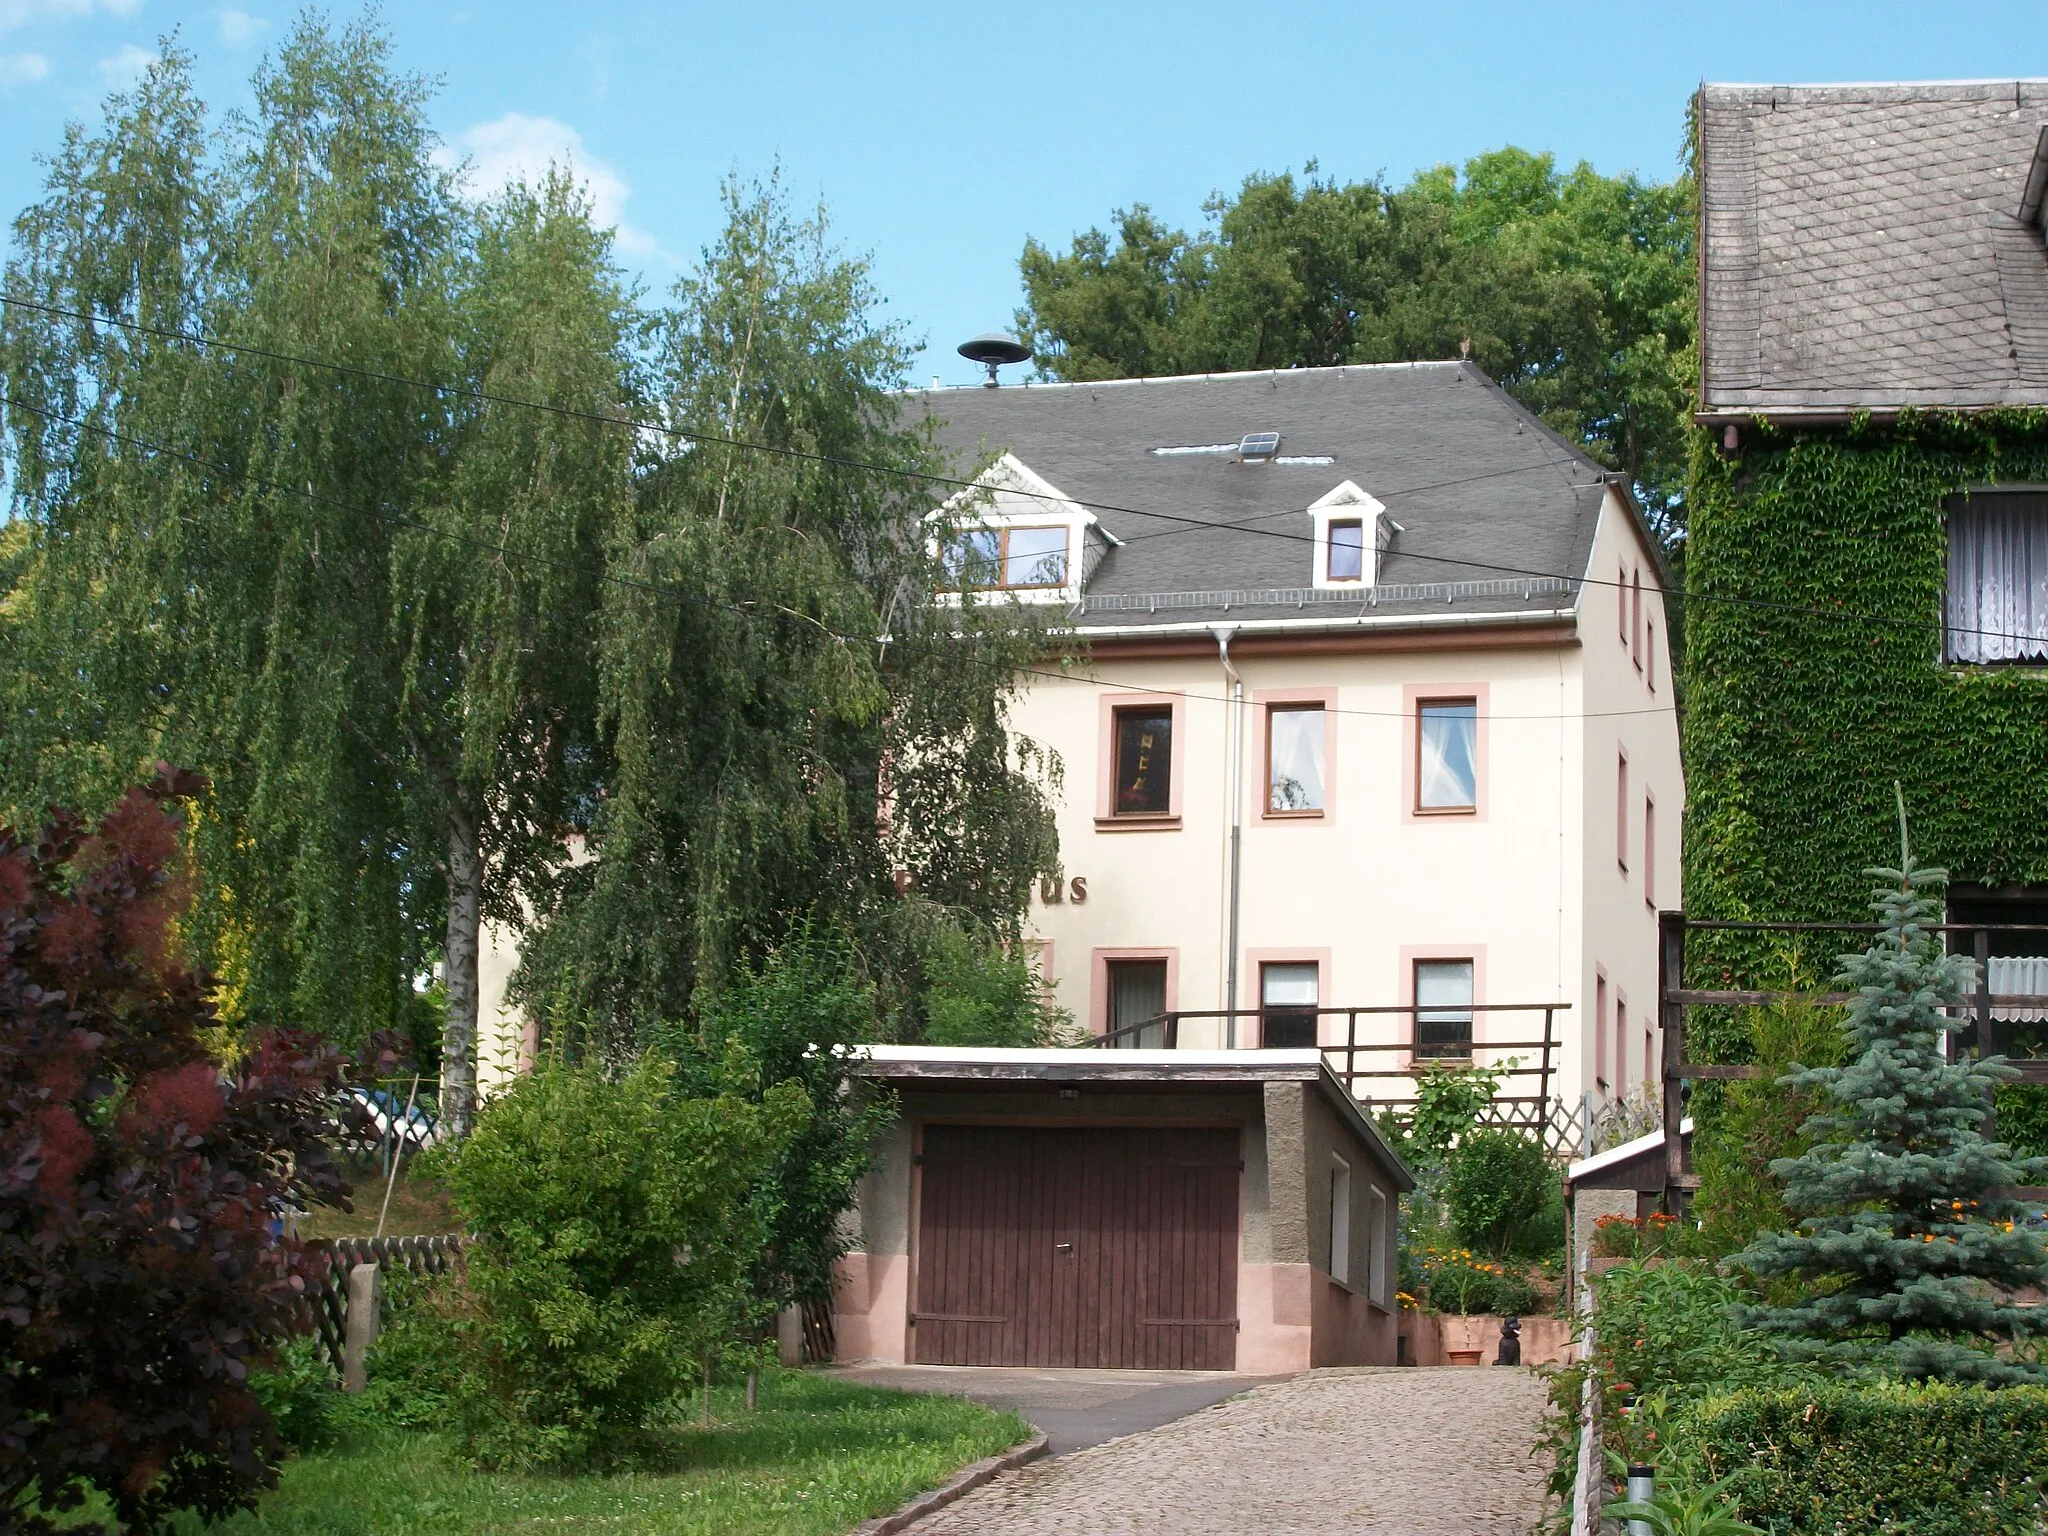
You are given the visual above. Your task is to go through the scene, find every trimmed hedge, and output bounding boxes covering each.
[1684,1382,2048,1535]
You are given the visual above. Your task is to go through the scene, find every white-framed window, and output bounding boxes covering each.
[1328,1156,1352,1286]
[926,451,1105,608]
[1308,480,1391,589]
[1946,491,2048,664]
[941,523,1069,591]
[1366,1183,1389,1306]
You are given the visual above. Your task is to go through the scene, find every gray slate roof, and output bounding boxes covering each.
[909,361,1612,634]
[1698,80,2048,418]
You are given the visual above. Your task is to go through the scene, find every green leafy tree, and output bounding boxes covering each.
[0,24,634,1132]
[440,1055,805,1469]
[919,922,1073,1047]
[1692,990,1846,1254]
[514,175,1060,1050]
[1442,1127,1553,1258]
[1017,150,1694,538]
[1732,844,2048,1383]
[680,926,894,1327]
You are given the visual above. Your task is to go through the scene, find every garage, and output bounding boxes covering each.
[912,1124,1240,1369]
[832,1046,1412,1372]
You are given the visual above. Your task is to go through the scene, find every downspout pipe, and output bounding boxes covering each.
[1213,625,1244,1048]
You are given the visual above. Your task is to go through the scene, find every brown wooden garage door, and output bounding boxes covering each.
[912,1125,1240,1369]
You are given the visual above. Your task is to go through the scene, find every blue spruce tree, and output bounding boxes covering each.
[1733,818,2048,1383]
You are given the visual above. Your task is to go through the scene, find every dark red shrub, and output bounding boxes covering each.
[0,766,357,1533]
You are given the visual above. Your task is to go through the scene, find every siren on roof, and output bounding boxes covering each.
[959,332,1031,388]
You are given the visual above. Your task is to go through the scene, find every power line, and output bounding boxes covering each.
[0,292,1616,573]
[2,290,2038,651]
[0,391,1683,726]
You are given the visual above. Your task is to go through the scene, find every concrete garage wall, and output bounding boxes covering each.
[1238,1083,1399,1371]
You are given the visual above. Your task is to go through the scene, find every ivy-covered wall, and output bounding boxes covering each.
[1684,410,2048,926]
[1682,411,2048,1135]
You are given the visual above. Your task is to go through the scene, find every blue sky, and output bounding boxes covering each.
[3,2,2048,385]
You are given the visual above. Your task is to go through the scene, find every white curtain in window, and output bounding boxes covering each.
[1987,955,2048,1022]
[1262,963,1319,1007]
[1268,707,1325,810]
[1418,702,1478,808]
[1948,494,2048,663]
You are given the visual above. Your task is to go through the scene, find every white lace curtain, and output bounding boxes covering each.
[1947,493,2048,664]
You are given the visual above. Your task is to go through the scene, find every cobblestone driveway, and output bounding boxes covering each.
[902,1367,1552,1536]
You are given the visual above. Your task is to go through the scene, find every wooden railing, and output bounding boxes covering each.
[1656,911,2048,1211]
[1088,1002,1578,1154]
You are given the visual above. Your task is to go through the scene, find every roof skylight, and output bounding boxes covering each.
[1239,432,1282,461]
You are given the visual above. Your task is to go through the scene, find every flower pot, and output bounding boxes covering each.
[1439,1314,1493,1366]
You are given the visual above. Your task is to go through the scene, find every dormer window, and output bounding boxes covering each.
[1327,519,1366,583]
[942,524,1069,591]
[1239,432,1281,463]
[1308,480,1390,589]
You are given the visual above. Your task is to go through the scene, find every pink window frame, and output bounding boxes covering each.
[1254,687,1339,824]
[1594,968,1609,1090]
[1614,991,1629,1095]
[1096,690,1186,831]
[1402,682,1489,821]
[1644,791,1657,909]
[1240,946,1334,1048]
[1399,943,1488,1067]
[1090,947,1179,1040]
[1616,746,1630,872]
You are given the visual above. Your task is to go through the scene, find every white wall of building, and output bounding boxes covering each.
[1016,490,1680,1115]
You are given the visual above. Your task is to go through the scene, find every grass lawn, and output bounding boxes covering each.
[296,1161,461,1240]
[185,1370,1029,1536]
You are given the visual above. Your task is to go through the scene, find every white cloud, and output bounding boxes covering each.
[0,0,141,34]
[0,49,49,84]
[94,39,151,86]
[434,112,665,260]
[216,7,264,46]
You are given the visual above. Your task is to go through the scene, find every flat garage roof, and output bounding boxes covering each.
[850,1045,1415,1190]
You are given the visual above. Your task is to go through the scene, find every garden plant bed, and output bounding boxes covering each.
[178,1370,1030,1536]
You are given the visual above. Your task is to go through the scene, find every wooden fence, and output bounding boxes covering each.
[302,1234,465,1374]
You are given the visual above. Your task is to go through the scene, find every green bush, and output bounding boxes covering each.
[1443,1128,1552,1257]
[1683,1382,2048,1536]
[2000,1082,2048,1160]
[438,1056,807,1470]
[919,925,1073,1047]
[1589,1261,1781,1411]
[1414,1243,1539,1315]
[249,1335,342,1455]
[1692,996,1845,1255]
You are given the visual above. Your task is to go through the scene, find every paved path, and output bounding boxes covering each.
[825,1365,1277,1456]
[899,1366,1552,1536]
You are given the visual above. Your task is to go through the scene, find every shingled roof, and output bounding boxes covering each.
[1698,80,2048,420]
[909,360,1616,636]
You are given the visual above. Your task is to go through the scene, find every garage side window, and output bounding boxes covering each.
[1366,1184,1389,1306]
[1328,1157,1351,1286]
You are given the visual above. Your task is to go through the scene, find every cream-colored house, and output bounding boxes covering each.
[919,360,1681,1141]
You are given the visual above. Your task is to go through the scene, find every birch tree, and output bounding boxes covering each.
[0,22,632,1131]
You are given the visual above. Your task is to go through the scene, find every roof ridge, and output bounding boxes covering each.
[901,358,1466,398]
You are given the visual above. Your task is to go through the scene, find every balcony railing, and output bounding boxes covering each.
[1088,1002,1577,1154]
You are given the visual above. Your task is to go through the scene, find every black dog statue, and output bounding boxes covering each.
[1494,1315,1522,1366]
